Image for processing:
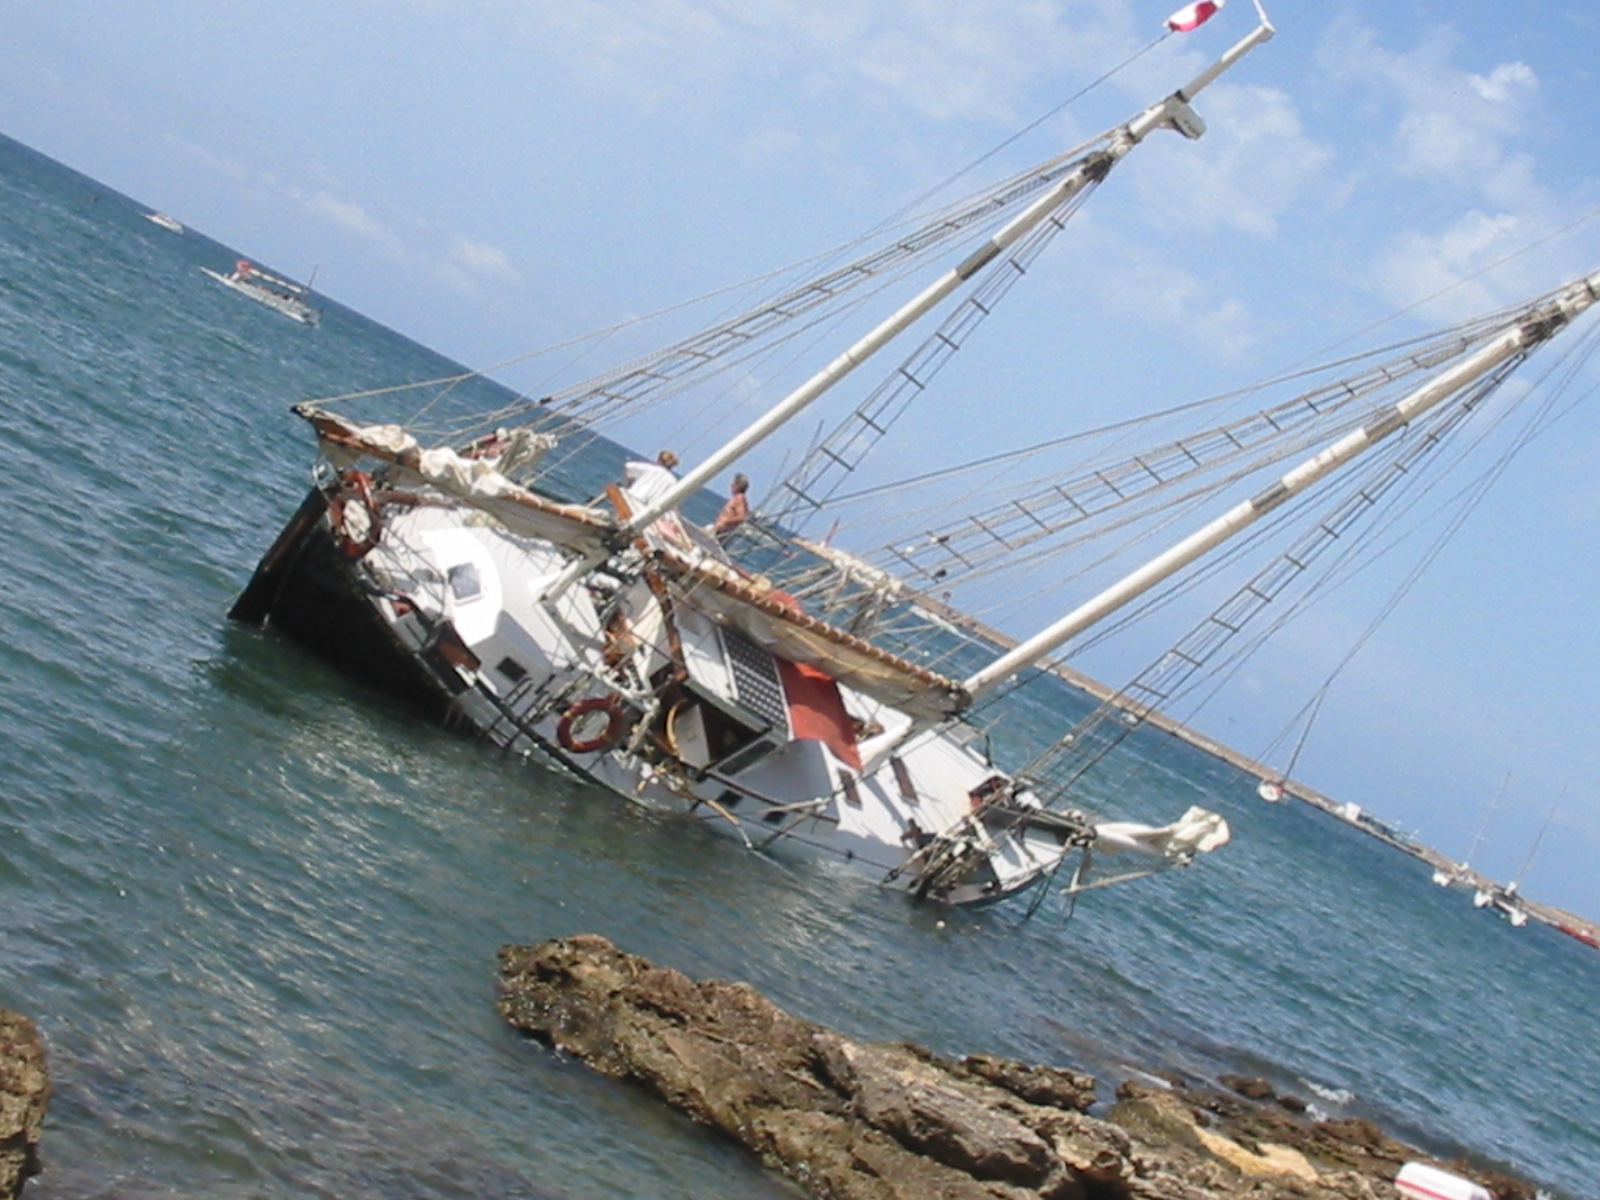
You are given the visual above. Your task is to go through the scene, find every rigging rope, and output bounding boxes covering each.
[1011,355,1529,809]
[768,186,1103,528]
[1180,316,1600,739]
[1001,311,1600,820]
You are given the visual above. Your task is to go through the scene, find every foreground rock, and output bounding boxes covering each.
[498,936,1534,1200]
[0,1009,48,1200]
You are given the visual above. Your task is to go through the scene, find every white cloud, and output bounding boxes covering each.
[447,234,522,286]
[1471,61,1537,104]
[288,184,523,297]
[524,0,734,111]
[1319,22,1540,192]
[1374,210,1528,319]
[1096,237,1259,362]
[301,191,394,245]
[489,0,1142,123]
[1132,84,1331,239]
[165,135,254,188]
[1309,20,1600,320]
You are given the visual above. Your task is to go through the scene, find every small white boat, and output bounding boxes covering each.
[1476,796,1558,927]
[1474,883,1529,927]
[1396,1162,1491,1200]
[202,259,319,325]
[144,211,183,234]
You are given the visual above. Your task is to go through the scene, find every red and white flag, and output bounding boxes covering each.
[1166,0,1224,32]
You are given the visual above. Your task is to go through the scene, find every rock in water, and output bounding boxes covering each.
[498,935,1111,1198]
[0,1009,48,1199]
[496,937,1532,1200]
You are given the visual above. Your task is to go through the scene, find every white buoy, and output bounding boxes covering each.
[1395,1161,1492,1200]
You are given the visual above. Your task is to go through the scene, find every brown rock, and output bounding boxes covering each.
[496,937,1543,1200]
[498,937,1136,1199]
[0,1009,48,1200]
[959,1055,1097,1113]
[835,1042,1056,1186]
[1218,1076,1275,1102]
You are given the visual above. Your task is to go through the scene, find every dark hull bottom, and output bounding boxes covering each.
[230,491,457,721]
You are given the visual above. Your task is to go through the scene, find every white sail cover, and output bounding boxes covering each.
[303,410,612,556]
[1092,806,1231,859]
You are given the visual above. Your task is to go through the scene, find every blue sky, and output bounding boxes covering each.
[5,0,1600,917]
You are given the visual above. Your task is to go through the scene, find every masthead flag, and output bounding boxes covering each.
[1166,0,1224,32]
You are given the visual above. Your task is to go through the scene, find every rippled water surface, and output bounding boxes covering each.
[2,133,1596,1200]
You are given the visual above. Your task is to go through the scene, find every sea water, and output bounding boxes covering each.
[1,131,1596,1200]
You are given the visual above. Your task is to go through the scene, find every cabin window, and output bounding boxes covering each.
[496,657,528,684]
[890,756,917,804]
[447,562,483,601]
[717,789,744,809]
[838,770,862,809]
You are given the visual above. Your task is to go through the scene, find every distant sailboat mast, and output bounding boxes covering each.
[1434,770,1508,885]
[1475,791,1560,925]
[1511,793,1562,893]
[1257,686,1331,802]
[1466,771,1510,871]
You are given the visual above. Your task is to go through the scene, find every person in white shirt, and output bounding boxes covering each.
[622,449,680,506]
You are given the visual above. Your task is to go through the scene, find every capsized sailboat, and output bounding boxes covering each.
[229,3,1600,909]
[232,6,1281,907]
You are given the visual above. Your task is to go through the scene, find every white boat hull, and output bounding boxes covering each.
[232,483,1095,905]
[202,266,319,325]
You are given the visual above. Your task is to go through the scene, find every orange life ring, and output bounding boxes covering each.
[327,469,383,559]
[555,696,627,755]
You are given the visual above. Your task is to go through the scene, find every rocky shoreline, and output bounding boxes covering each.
[1,948,1543,1199]
[0,1009,47,1200]
[498,936,1535,1200]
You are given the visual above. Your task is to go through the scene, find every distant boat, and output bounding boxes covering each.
[1474,796,1559,927]
[202,259,319,326]
[1557,923,1599,949]
[1472,881,1529,927]
[143,211,183,234]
